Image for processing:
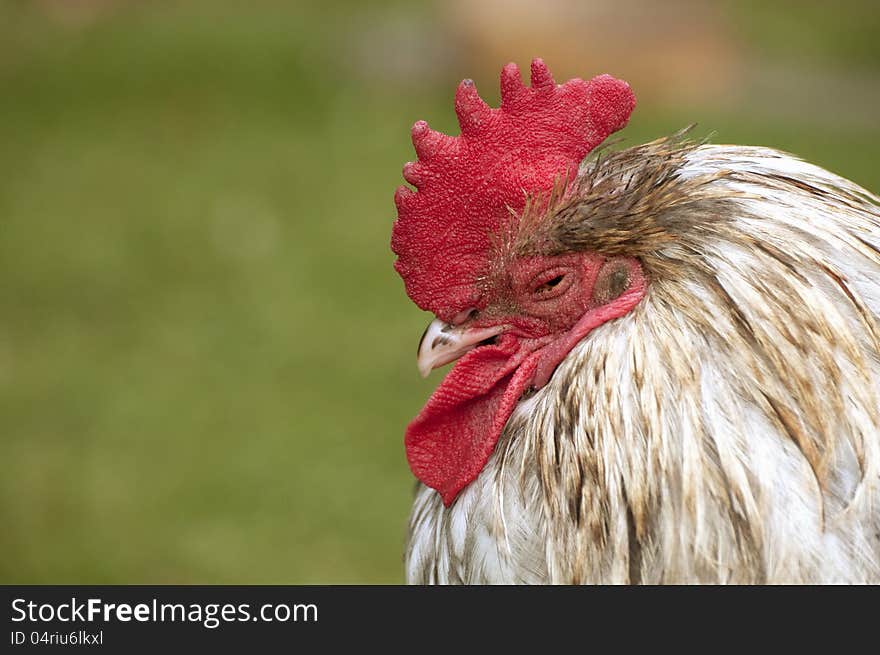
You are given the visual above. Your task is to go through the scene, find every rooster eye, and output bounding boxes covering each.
[534,275,565,295]
[521,264,576,306]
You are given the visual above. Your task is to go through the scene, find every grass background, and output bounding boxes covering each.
[1,0,878,583]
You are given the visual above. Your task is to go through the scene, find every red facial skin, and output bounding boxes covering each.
[405,251,647,505]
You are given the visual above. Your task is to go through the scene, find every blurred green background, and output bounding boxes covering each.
[0,0,877,583]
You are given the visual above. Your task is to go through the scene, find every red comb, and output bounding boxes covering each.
[391,58,635,320]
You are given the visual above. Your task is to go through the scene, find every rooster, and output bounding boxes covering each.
[390,59,880,584]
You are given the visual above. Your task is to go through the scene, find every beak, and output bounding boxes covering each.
[416,318,507,378]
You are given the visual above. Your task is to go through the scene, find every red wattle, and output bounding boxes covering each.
[404,334,542,506]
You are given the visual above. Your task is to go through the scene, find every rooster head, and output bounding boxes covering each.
[391,59,642,505]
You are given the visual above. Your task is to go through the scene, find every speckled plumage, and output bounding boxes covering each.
[405,141,880,584]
